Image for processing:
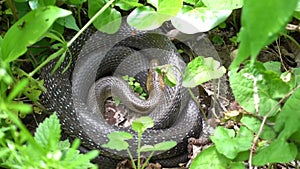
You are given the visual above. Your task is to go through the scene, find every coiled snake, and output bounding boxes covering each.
[40,20,203,168]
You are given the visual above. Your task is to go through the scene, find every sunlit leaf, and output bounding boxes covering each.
[253,139,297,166]
[128,0,182,30]
[210,126,253,159]
[230,0,298,69]
[1,6,71,63]
[88,0,122,34]
[171,6,231,34]
[102,131,133,151]
[183,56,226,88]
[230,61,290,116]
[132,116,154,134]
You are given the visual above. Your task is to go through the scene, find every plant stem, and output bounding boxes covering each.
[141,151,154,169]
[28,47,66,77]
[67,0,115,48]
[137,132,142,169]
[28,0,115,77]
[158,64,208,122]
[248,85,300,169]
[127,149,137,169]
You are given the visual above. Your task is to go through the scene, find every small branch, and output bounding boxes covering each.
[248,85,300,169]
[67,0,115,47]
[286,24,300,32]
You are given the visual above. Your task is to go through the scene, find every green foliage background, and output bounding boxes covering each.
[0,0,300,168]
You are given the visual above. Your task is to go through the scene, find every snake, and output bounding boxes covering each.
[40,20,203,168]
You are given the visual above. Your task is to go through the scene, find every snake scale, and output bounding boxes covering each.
[40,20,203,168]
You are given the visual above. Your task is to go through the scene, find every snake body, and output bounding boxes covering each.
[41,21,203,168]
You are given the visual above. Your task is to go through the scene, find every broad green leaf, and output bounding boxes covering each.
[190,146,231,169]
[253,139,297,166]
[132,116,154,134]
[29,0,56,9]
[274,87,300,139]
[140,141,176,152]
[56,15,80,31]
[1,6,71,63]
[229,61,290,116]
[88,0,121,34]
[202,0,243,10]
[241,115,276,140]
[293,67,300,85]
[164,67,177,87]
[153,141,176,151]
[128,0,182,30]
[171,6,231,34]
[140,145,155,152]
[115,0,142,11]
[230,0,298,70]
[102,131,133,151]
[210,126,253,159]
[294,11,300,20]
[183,56,226,88]
[296,0,300,11]
[263,61,281,75]
[34,113,61,150]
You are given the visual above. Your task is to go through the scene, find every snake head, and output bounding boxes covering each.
[146,59,165,92]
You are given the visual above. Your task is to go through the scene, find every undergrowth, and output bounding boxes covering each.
[0,0,300,169]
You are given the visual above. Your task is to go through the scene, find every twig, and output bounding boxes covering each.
[286,24,300,32]
[248,85,300,169]
[67,0,115,47]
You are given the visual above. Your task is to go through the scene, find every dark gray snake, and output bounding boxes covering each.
[40,20,203,168]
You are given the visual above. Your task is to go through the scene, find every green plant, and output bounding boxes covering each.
[103,116,176,169]
[0,112,98,169]
[190,0,300,168]
[1,0,300,168]
[122,75,148,100]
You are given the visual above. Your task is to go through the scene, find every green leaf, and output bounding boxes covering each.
[190,146,232,169]
[293,67,300,85]
[274,87,300,139]
[202,0,243,10]
[164,67,177,87]
[6,102,32,113]
[263,61,281,75]
[56,15,80,31]
[7,78,28,101]
[127,0,182,30]
[140,141,177,152]
[294,11,300,20]
[183,56,226,88]
[153,141,177,151]
[171,5,232,33]
[102,131,133,151]
[115,0,142,10]
[29,0,56,9]
[210,126,253,159]
[229,61,290,116]
[132,116,154,134]
[253,139,297,166]
[88,0,121,34]
[230,0,298,70]
[122,75,129,81]
[34,113,61,150]
[241,115,276,140]
[1,6,71,63]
